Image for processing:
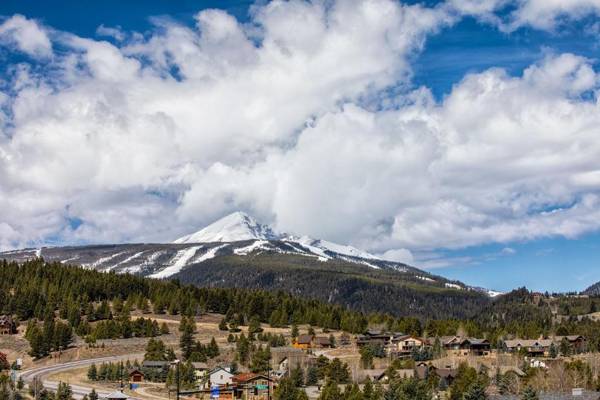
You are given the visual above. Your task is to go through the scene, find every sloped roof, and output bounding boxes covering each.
[296,334,313,344]
[105,391,128,400]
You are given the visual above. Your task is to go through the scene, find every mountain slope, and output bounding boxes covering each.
[583,281,600,296]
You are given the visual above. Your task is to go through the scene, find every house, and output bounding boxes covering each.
[191,362,209,380]
[415,363,458,386]
[0,316,16,335]
[233,373,272,400]
[464,338,491,356]
[270,347,313,377]
[356,330,408,355]
[555,335,587,353]
[203,367,234,389]
[191,362,208,371]
[503,335,587,356]
[292,335,332,350]
[390,335,426,356]
[432,336,491,356]
[128,368,144,383]
[503,339,554,357]
[292,335,313,350]
[314,336,332,348]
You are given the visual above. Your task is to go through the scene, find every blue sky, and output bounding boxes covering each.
[1,0,600,293]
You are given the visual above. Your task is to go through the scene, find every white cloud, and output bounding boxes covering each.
[450,0,600,31]
[1,1,600,269]
[381,248,415,264]
[96,25,126,42]
[0,15,52,57]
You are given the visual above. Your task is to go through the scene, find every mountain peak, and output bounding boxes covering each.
[174,211,279,244]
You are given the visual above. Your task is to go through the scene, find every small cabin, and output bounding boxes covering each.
[128,368,144,383]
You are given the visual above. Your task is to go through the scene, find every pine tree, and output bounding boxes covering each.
[160,322,170,335]
[318,380,341,400]
[179,318,195,360]
[56,382,73,400]
[207,337,220,358]
[87,364,97,381]
[521,386,539,400]
[89,389,99,400]
[463,381,487,400]
[219,318,228,331]
[274,377,309,400]
[305,366,319,386]
[290,365,304,387]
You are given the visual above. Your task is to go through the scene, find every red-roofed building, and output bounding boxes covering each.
[233,373,272,400]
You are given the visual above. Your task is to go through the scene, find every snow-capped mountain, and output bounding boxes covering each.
[174,212,381,262]
[0,211,463,290]
[174,212,278,244]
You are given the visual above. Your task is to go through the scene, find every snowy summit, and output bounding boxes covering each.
[174,211,278,244]
[174,211,381,261]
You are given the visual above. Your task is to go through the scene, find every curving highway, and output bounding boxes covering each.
[18,354,145,400]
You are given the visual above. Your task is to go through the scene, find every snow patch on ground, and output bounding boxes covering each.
[417,275,434,282]
[150,246,203,278]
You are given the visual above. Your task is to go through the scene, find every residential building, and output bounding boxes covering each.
[0,315,16,335]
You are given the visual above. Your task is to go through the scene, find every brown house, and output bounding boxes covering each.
[233,373,273,400]
[431,336,491,356]
[555,335,587,353]
[292,335,332,350]
[415,363,458,386]
[128,368,144,383]
[0,315,16,335]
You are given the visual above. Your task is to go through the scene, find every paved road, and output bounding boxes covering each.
[19,354,144,400]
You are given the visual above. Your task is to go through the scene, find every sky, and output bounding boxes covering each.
[1,0,600,293]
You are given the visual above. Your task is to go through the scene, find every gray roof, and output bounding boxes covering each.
[105,391,128,400]
[142,360,169,367]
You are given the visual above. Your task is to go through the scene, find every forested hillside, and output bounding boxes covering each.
[3,259,600,353]
[173,253,487,320]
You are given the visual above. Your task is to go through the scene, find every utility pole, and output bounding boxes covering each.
[120,361,124,392]
[171,359,181,400]
[267,364,271,400]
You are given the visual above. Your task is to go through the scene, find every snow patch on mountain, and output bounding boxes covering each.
[191,244,228,265]
[234,240,271,256]
[174,212,278,244]
[174,212,380,266]
[445,283,462,290]
[150,246,203,278]
[109,251,146,271]
[85,251,126,269]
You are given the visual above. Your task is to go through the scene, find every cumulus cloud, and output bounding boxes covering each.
[0,14,52,57]
[450,0,600,31]
[1,0,600,269]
